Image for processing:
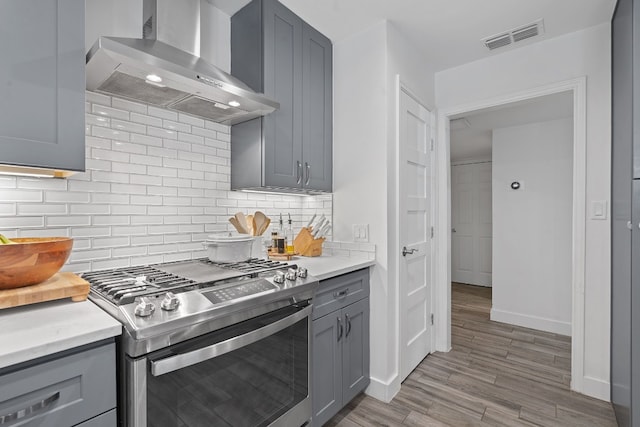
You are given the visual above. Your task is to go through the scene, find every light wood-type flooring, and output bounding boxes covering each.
[326,282,617,426]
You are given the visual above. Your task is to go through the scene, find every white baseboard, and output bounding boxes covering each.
[365,375,401,403]
[581,376,611,402]
[490,308,571,336]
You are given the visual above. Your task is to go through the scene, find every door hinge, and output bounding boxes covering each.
[430,138,434,151]
[430,313,434,325]
[430,226,434,238]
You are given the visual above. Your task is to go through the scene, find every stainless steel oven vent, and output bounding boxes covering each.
[86,0,279,125]
[482,19,545,51]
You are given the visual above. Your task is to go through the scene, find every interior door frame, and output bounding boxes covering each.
[433,77,587,394]
[394,76,436,383]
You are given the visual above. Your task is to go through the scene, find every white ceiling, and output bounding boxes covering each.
[209,0,616,72]
[449,91,573,162]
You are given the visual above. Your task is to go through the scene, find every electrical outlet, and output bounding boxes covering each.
[353,224,369,242]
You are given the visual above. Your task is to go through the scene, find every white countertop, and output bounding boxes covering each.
[0,299,121,370]
[286,255,375,281]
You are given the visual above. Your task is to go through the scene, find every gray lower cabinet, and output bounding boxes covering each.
[312,269,370,427]
[0,0,85,173]
[0,341,116,427]
[230,0,332,193]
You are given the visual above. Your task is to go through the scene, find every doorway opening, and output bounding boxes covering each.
[434,77,588,394]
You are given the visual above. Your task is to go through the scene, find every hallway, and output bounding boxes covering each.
[326,283,617,426]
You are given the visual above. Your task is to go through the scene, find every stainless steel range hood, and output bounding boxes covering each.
[85,0,278,125]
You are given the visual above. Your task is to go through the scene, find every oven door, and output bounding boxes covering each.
[126,303,312,427]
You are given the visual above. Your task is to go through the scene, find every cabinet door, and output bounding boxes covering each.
[0,0,85,172]
[302,24,332,192]
[312,313,343,427]
[263,0,303,189]
[342,298,370,404]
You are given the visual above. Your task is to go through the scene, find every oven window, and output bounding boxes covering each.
[146,307,309,427]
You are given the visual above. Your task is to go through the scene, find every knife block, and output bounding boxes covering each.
[293,227,324,257]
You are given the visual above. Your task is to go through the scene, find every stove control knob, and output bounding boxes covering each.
[297,267,308,278]
[273,271,286,284]
[134,298,156,317]
[286,268,298,281]
[161,292,180,311]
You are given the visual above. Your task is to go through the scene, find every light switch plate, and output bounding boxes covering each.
[353,224,369,242]
[591,200,607,220]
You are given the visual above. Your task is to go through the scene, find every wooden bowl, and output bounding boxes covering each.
[0,237,73,289]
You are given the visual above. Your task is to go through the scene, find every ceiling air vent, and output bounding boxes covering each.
[482,19,545,51]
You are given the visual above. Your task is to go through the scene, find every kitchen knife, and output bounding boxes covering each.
[318,223,331,238]
[306,213,317,229]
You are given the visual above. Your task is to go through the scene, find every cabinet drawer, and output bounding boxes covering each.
[0,342,116,427]
[313,269,370,320]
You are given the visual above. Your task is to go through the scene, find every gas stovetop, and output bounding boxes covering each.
[83,258,293,306]
[83,258,318,357]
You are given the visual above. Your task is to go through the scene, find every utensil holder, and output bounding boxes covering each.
[293,227,324,257]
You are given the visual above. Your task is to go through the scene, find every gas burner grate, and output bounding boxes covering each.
[83,265,197,305]
[197,258,294,274]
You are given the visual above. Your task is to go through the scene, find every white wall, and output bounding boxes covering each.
[333,20,435,402]
[491,119,573,334]
[435,23,611,400]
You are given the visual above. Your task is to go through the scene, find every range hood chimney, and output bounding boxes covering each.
[86,0,278,125]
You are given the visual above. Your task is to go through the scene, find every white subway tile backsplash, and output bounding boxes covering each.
[0,216,44,228]
[112,140,147,155]
[47,216,91,227]
[69,204,110,215]
[92,171,130,184]
[147,126,177,140]
[130,112,163,127]
[2,93,333,272]
[0,204,17,215]
[130,133,163,147]
[92,148,130,163]
[112,226,147,236]
[1,189,43,202]
[72,227,112,237]
[112,98,146,114]
[17,178,67,191]
[148,106,177,121]
[0,177,17,188]
[92,193,129,204]
[163,120,190,133]
[204,121,229,133]
[93,215,130,225]
[92,126,130,142]
[129,153,163,167]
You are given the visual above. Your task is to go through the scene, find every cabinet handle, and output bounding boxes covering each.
[0,391,60,424]
[333,289,348,298]
[345,314,352,338]
[337,317,343,342]
[305,162,311,186]
[296,161,302,184]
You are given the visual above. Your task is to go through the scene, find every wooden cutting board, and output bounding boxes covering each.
[0,272,89,309]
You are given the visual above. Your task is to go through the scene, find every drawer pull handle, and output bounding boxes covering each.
[333,289,349,298]
[0,391,60,424]
[345,314,352,337]
[337,317,343,342]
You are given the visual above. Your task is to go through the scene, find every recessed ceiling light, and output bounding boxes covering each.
[146,74,162,83]
[228,100,241,107]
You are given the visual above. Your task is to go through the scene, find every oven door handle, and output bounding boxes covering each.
[150,304,312,376]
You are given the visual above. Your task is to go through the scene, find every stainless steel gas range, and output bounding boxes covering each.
[83,258,318,427]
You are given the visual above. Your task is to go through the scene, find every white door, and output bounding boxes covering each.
[399,88,432,382]
[451,162,492,286]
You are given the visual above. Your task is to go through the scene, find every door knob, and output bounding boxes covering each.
[402,246,417,257]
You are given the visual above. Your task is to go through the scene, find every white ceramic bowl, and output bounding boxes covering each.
[202,233,256,262]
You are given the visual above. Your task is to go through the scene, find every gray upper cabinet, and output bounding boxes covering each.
[0,0,85,174]
[231,0,332,193]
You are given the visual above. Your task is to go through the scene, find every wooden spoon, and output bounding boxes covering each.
[246,214,255,236]
[234,212,249,234]
[229,217,246,234]
[254,211,269,235]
